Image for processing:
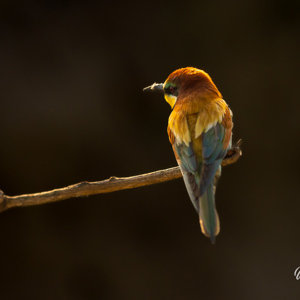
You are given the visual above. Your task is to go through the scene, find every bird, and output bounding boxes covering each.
[143,67,233,243]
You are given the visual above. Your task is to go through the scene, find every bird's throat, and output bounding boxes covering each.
[164,94,177,108]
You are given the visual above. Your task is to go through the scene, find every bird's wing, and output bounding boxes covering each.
[198,114,232,241]
[168,126,202,213]
[199,119,232,196]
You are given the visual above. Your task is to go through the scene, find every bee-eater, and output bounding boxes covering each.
[144,67,233,243]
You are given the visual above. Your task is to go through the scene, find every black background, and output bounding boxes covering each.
[0,0,300,299]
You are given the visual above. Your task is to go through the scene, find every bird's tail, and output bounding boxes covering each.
[199,182,220,244]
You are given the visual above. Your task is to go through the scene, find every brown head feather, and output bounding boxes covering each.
[165,67,222,100]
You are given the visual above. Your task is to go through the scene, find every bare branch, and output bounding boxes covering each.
[0,140,242,213]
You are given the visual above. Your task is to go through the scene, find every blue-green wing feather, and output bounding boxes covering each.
[199,123,229,196]
[173,142,201,213]
[198,122,231,242]
[174,142,198,173]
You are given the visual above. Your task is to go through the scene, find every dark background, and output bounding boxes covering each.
[0,0,299,299]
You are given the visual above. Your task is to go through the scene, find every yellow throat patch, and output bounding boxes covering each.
[164,94,177,108]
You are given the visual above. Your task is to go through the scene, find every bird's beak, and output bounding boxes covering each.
[143,83,164,93]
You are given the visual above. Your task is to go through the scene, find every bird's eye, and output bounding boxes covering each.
[164,85,177,95]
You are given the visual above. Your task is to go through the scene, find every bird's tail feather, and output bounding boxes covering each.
[199,182,220,244]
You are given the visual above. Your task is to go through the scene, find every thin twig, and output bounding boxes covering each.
[0,140,242,213]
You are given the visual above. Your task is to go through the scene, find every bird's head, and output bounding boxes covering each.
[143,67,221,108]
